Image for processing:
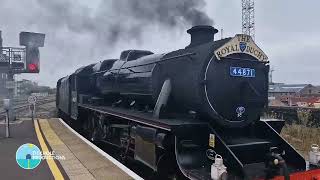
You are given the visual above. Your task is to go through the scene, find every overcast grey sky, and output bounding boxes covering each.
[0,0,319,87]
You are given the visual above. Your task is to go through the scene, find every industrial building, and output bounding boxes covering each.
[269,83,320,97]
[269,83,320,107]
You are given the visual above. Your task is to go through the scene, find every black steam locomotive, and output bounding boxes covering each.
[57,26,311,179]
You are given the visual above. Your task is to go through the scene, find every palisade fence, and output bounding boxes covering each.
[264,106,320,127]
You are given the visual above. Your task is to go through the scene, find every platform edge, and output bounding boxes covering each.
[57,118,143,180]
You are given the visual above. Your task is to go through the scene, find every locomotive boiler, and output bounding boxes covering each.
[96,26,269,128]
[57,25,320,180]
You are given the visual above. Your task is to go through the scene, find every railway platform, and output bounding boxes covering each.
[0,117,142,180]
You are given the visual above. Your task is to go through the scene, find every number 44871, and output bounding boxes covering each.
[230,67,255,78]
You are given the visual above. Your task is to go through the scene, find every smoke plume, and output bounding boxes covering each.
[0,0,213,86]
[35,0,213,44]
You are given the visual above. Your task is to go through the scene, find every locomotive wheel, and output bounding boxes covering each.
[119,146,129,164]
[91,117,99,142]
[85,114,98,142]
[156,169,186,180]
[70,118,82,131]
[157,154,187,180]
[167,167,186,180]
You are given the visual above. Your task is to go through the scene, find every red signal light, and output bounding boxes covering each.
[28,63,38,72]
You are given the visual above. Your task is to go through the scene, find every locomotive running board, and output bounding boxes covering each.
[174,120,306,180]
[78,104,207,132]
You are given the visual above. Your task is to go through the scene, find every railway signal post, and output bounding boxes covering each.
[0,31,45,122]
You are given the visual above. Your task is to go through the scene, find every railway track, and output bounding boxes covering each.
[0,96,56,119]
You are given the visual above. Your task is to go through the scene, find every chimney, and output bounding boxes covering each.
[186,25,218,48]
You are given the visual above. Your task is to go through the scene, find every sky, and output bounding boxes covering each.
[0,0,319,87]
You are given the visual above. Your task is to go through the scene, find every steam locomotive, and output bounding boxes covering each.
[57,26,318,179]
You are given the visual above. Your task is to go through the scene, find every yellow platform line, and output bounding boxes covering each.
[34,119,64,180]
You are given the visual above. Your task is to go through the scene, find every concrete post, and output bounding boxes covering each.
[30,103,35,121]
[6,110,10,138]
[7,71,15,121]
[3,99,11,138]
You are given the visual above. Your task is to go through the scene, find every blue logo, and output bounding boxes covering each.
[236,106,246,117]
[239,42,247,52]
[16,143,42,169]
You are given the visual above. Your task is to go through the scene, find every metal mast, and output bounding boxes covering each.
[242,0,255,40]
[269,66,275,84]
